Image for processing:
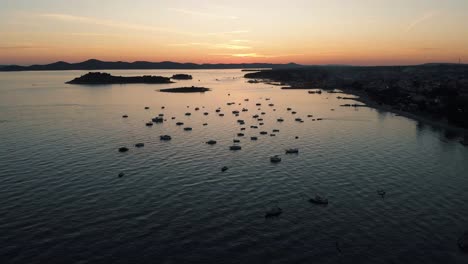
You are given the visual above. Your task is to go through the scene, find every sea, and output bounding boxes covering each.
[0,69,467,263]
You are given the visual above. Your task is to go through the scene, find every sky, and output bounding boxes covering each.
[1,0,468,65]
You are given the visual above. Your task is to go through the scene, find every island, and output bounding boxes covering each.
[158,86,211,93]
[66,72,173,84]
[171,74,193,80]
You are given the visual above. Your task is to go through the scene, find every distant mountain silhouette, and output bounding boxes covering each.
[0,59,302,71]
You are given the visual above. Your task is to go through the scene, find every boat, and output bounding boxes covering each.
[273,129,280,132]
[122,115,128,118]
[277,118,284,122]
[118,147,129,152]
[184,127,193,131]
[250,126,258,129]
[285,148,299,154]
[229,145,242,150]
[256,103,261,106]
[145,122,153,126]
[268,104,274,106]
[221,166,229,172]
[295,118,302,122]
[219,113,225,116]
[237,133,245,137]
[251,136,258,140]
[145,107,150,109]
[252,114,259,118]
[216,109,221,113]
[152,117,164,123]
[265,206,282,218]
[232,110,240,114]
[160,135,172,140]
[204,112,209,115]
[195,107,200,111]
[233,139,240,143]
[458,232,468,252]
[206,140,217,145]
[270,155,281,163]
[291,111,297,114]
[260,131,268,135]
[377,189,386,197]
[270,134,276,137]
[185,112,191,116]
[309,195,328,205]
[287,108,292,111]
[176,122,184,126]
[158,113,164,117]
[203,123,208,126]
[135,143,145,148]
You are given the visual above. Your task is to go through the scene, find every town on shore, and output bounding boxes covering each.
[245,64,468,131]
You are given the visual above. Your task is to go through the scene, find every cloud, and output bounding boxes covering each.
[41,13,177,33]
[169,43,251,50]
[406,11,438,32]
[210,53,303,58]
[40,13,248,37]
[168,8,238,20]
[0,45,49,50]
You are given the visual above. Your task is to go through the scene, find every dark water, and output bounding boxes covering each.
[0,70,467,263]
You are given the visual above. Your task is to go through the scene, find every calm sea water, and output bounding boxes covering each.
[0,70,467,264]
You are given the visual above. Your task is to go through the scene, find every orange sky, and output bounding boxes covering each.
[1,0,468,65]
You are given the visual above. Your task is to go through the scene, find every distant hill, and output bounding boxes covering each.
[0,59,302,72]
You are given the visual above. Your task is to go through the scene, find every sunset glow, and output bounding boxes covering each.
[1,0,468,65]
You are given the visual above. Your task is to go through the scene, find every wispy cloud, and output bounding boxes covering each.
[0,45,49,50]
[406,11,438,32]
[169,43,251,50]
[41,13,177,33]
[40,13,248,37]
[168,8,238,20]
[210,53,303,58]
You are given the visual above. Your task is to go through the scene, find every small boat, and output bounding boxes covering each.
[307,115,313,117]
[122,115,128,118]
[251,136,258,140]
[237,119,245,123]
[204,112,209,115]
[377,189,386,197]
[203,123,208,126]
[244,99,249,101]
[265,206,282,218]
[259,123,264,126]
[237,133,245,137]
[229,145,242,150]
[160,135,172,141]
[233,139,240,143]
[252,114,259,118]
[270,155,281,163]
[273,129,280,132]
[135,143,145,148]
[277,118,284,122]
[240,128,246,131]
[158,113,164,117]
[152,117,164,123]
[216,109,221,113]
[118,172,125,177]
[176,122,184,126]
[184,127,193,131]
[285,148,299,154]
[458,232,468,252]
[171,117,176,119]
[256,103,261,106]
[145,107,150,109]
[260,131,268,135]
[258,118,263,121]
[295,118,302,122]
[261,112,266,115]
[161,106,165,109]
[268,104,274,106]
[219,113,225,116]
[250,126,258,129]
[118,147,129,152]
[270,134,276,137]
[291,111,297,114]
[309,195,328,205]
[242,108,248,112]
[185,112,191,116]
[195,107,200,111]
[232,110,240,114]
[145,122,153,126]
[206,140,217,145]
[287,108,292,111]
[221,166,229,172]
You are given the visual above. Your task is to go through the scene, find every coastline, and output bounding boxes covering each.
[340,88,468,135]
